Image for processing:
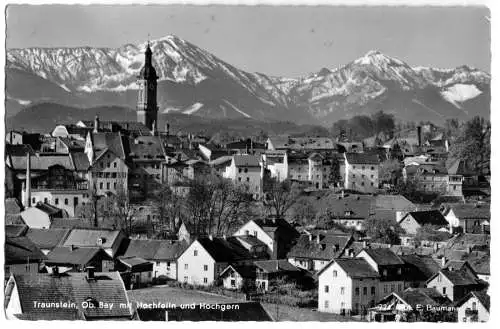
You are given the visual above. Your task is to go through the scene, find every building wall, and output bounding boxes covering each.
[222,270,245,290]
[5,263,40,277]
[224,162,261,198]
[288,161,309,182]
[263,154,288,182]
[23,190,88,217]
[457,296,489,322]
[318,262,353,313]
[152,260,177,280]
[427,273,455,301]
[233,221,274,255]
[91,152,128,195]
[345,162,379,193]
[177,240,218,286]
[399,215,422,235]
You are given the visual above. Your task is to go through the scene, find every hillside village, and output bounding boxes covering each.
[4,42,491,322]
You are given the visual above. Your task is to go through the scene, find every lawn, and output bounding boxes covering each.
[128,286,363,322]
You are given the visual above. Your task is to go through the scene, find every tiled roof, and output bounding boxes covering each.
[401,254,440,281]
[128,136,165,161]
[231,235,268,248]
[439,268,483,286]
[253,259,299,273]
[25,228,71,249]
[5,144,36,157]
[70,152,91,171]
[196,237,253,262]
[91,132,126,159]
[404,210,448,227]
[5,197,23,214]
[209,155,234,166]
[46,246,111,265]
[123,239,187,260]
[35,202,64,216]
[335,258,380,278]
[314,194,375,220]
[345,152,380,165]
[233,154,260,167]
[5,236,47,264]
[389,288,450,308]
[360,248,405,265]
[9,154,75,171]
[444,203,490,219]
[466,254,490,275]
[10,271,132,319]
[374,195,417,211]
[5,224,28,238]
[287,233,352,260]
[62,229,122,249]
[456,291,490,311]
[118,256,152,268]
[220,264,257,279]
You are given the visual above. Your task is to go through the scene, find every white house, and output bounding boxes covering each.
[262,150,288,182]
[456,291,490,323]
[317,258,380,315]
[176,237,252,286]
[219,264,256,290]
[223,154,262,199]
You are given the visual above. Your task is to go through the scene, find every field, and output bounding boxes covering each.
[128,286,363,322]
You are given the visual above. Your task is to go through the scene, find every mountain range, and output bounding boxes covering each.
[6,35,490,128]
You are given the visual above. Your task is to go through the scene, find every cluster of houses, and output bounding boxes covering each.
[4,42,491,322]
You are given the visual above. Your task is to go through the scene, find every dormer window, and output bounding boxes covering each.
[97,237,106,245]
[383,269,388,277]
[344,210,353,216]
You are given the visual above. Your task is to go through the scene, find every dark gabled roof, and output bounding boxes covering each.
[374,195,417,211]
[230,235,268,248]
[335,258,380,278]
[62,229,123,249]
[455,291,490,311]
[359,248,405,266]
[128,135,165,161]
[196,237,253,262]
[25,228,71,249]
[401,254,440,281]
[314,193,375,220]
[11,272,132,319]
[253,217,299,239]
[5,236,47,264]
[384,288,451,309]
[5,224,28,238]
[233,154,260,167]
[287,233,352,260]
[91,132,127,159]
[404,210,448,227]
[35,202,63,216]
[137,301,273,321]
[123,239,187,261]
[436,268,483,286]
[466,254,490,275]
[70,152,91,171]
[5,144,36,157]
[345,152,380,165]
[444,203,490,219]
[46,247,111,265]
[117,256,152,268]
[220,264,257,279]
[9,154,75,171]
[253,260,300,274]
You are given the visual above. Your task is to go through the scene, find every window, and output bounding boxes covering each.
[352,174,355,178]
[324,285,329,293]
[184,264,188,270]
[391,284,395,291]
[246,177,250,182]
[44,197,48,203]
[156,261,160,266]
[32,197,36,204]
[353,165,356,169]
[437,274,442,283]
[371,286,375,296]
[114,182,117,189]
[194,250,198,256]
[333,270,337,277]
[64,198,68,205]
[74,197,78,206]
[384,285,388,293]
[204,265,208,271]
[253,231,258,237]
[324,300,329,309]
[184,276,188,282]
[398,284,402,292]
[238,168,242,173]
[363,287,367,295]
[167,262,171,270]
[100,182,103,189]
[442,287,447,294]
[231,279,236,287]
[472,302,477,310]
[114,162,117,168]
[355,287,360,296]
[55,198,59,205]
[383,269,388,277]
[340,287,345,295]
[244,168,248,173]
[361,182,365,186]
[397,268,402,275]
[371,167,375,170]
[203,277,208,284]
[238,177,242,182]
[106,182,110,189]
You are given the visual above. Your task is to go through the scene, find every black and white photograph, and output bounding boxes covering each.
[3,1,492,323]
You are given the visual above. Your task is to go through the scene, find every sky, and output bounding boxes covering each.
[6,5,491,77]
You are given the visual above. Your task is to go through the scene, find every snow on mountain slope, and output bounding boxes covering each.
[6,37,490,124]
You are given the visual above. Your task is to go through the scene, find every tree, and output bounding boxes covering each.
[414,225,452,245]
[289,197,317,226]
[153,184,185,233]
[372,110,395,138]
[379,159,402,185]
[450,116,490,175]
[328,157,343,187]
[263,179,300,220]
[363,217,404,245]
[110,182,137,235]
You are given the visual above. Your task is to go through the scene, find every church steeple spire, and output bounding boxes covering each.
[137,38,159,133]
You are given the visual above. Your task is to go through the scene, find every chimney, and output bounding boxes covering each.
[441,256,447,267]
[86,266,96,280]
[417,126,422,147]
[24,152,31,208]
[208,234,213,241]
[94,115,100,133]
[52,266,59,276]
[152,120,156,136]
[69,244,76,251]
[308,233,313,242]
[316,234,321,244]
[363,240,368,249]
[341,190,345,199]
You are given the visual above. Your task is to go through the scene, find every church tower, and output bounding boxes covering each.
[137,41,159,133]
